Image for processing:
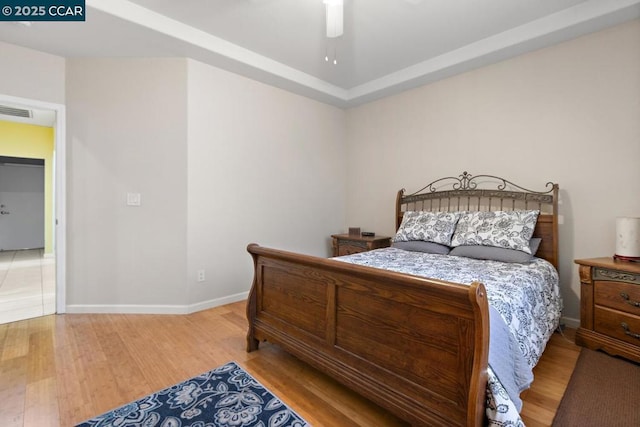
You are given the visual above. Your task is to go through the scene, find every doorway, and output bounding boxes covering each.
[0,156,54,323]
[0,94,66,323]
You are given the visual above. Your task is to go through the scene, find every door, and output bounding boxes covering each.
[0,158,45,250]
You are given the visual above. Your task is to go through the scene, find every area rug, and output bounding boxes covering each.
[76,361,309,427]
[552,348,640,426]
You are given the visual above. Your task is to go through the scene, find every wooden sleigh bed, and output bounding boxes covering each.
[246,172,559,426]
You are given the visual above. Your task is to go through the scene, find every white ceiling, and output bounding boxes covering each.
[0,0,639,108]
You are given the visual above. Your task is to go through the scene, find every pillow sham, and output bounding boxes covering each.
[392,241,451,255]
[450,210,540,254]
[393,211,461,246]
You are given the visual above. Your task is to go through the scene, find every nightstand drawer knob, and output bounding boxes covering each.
[621,322,640,340]
[620,292,640,309]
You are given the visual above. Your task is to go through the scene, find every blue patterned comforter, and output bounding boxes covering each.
[335,247,563,426]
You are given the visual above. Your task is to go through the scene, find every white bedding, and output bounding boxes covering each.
[335,247,563,426]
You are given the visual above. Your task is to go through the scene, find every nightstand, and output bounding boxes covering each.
[331,233,391,257]
[575,257,640,363]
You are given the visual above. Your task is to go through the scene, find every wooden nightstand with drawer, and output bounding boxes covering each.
[331,234,391,257]
[575,257,640,363]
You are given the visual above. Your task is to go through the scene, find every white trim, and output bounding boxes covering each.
[66,304,192,315]
[561,316,580,329]
[187,291,249,314]
[53,103,66,314]
[0,93,66,315]
[66,291,249,315]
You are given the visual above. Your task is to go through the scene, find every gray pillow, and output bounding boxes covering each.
[529,237,542,255]
[449,245,533,263]
[449,238,541,263]
[392,241,451,255]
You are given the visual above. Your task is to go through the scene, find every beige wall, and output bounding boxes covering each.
[345,19,640,323]
[0,41,65,104]
[186,59,347,306]
[65,58,189,309]
[63,57,346,312]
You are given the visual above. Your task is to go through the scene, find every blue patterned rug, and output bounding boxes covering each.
[76,361,309,427]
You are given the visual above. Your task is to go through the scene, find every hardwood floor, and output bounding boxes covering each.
[520,327,580,427]
[0,301,580,426]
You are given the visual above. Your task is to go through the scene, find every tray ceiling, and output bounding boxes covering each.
[0,0,638,107]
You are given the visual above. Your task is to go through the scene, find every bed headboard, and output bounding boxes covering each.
[396,171,559,269]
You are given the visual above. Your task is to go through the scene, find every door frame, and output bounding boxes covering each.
[0,93,66,314]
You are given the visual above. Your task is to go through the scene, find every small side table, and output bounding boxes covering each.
[575,257,640,363]
[331,233,391,257]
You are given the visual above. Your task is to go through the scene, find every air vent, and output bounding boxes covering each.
[0,105,32,118]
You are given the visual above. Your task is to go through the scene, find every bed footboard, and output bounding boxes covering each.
[246,244,489,427]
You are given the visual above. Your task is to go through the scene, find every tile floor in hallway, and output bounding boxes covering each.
[0,249,55,325]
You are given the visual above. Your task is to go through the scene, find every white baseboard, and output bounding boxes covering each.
[561,315,580,329]
[187,292,248,313]
[66,304,189,315]
[66,291,249,315]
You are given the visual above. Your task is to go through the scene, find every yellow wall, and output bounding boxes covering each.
[0,120,54,254]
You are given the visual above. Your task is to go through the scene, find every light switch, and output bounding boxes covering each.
[127,192,141,206]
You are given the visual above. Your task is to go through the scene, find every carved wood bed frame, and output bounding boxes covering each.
[246,172,559,426]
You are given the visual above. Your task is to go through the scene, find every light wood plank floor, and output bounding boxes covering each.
[0,301,580,426]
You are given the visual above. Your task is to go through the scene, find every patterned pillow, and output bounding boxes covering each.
[450,210,540,254]
[393,211,461,246]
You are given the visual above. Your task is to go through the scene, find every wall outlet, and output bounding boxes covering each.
[197,269,205,282]
[126,192,141,206]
